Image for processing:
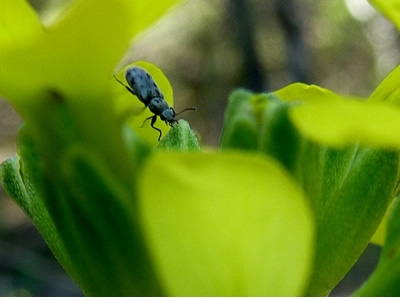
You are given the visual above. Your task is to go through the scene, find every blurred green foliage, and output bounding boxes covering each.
[1,0,400,297]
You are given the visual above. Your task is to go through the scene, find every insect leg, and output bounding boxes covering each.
[140,115,154,128]
[113,75,136,96]
[150,115,163,141]
[119,105,147,122]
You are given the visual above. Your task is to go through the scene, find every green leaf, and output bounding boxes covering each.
[158,120,200,151]
[15,91,134,192]
[369,0,400,32]
[0,131,78,290]
[220,89,302,173]
[1,157,32,216]
[270,83,400,295]
[139,151,314,296]
[354,197,400,296]
[220,89,259,150]
[307,148,399,296]
[257,98,301,173]
[50,147,162,296]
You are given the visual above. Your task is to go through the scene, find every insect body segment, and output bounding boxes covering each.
[114,66,195,141]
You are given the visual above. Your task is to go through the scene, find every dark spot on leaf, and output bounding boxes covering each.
[47,88,64,104]
[387,247,397,259]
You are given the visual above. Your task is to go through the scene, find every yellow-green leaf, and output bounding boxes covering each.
[0,0,135,109]
[369,0,400,32]
[274,83,341,104]
[290,99,400,148]
[369,65,400,105]
[139,151,314,296]
[0,0,183,110]
[0,0,43,52]
[371,210,388,246]
[129,0,184,39]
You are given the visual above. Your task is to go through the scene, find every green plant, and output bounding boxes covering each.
[1,0,400,296]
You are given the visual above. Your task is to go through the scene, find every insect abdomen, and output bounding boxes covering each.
[125,67,164,106]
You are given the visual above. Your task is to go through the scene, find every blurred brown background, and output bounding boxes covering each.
[0,0,398,296]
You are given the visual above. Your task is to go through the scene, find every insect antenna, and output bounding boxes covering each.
[175,107,197,116]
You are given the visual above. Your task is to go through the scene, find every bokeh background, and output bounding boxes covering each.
[0,0,398,296]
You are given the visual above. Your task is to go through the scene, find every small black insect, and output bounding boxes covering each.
[114,66,196,140]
